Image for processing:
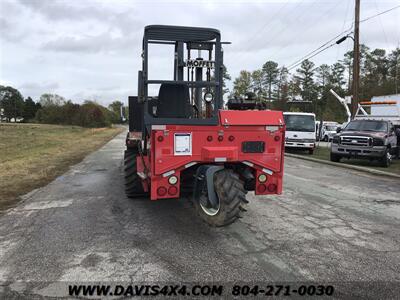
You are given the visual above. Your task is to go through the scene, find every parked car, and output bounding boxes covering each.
[330,119,398,167]
[316,121,339,141]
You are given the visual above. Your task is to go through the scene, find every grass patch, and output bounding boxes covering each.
[287,146,400,175]
[0,123,124,211]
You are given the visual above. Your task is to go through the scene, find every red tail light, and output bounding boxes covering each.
[268,184,277,192]
[257,184,267,193]
[157,187,167,196]
[168,186,178,195]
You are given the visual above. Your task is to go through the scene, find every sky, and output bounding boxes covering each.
[0,0,399,106]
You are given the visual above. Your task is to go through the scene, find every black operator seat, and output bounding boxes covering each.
[157,83,192,118]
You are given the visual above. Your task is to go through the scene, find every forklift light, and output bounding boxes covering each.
[204,92,214,103]
[168,175,178,185]
[258,174,267,183]
[168,186,178,195]
[157,187,167,196]
[228,135,235,141]
[207,135,213,142]
[157,136,164,142]
[268,183,277,192]
[257,184,267,193]
[274,136,280,141]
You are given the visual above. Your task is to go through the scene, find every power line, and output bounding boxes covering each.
[268,0,342,61]
[227,0,308,60]
[227,0,297,62]
[360,4,400,23]
[241,0,291,49]
[287,41,338,71]
[253,0,321,59]
[286,4,400,71]
[286,27,353,70]
[373,0,389,48]
[336,0,351,60]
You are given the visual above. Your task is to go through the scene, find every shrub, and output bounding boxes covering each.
[35,100,114,128]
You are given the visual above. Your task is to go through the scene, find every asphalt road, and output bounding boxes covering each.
[0,131,399,298]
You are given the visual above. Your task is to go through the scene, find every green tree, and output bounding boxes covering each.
[361,48,391,99]
[387,48,400,94]
[316,64,331,87]
[251,69,264,98]
[0,85,25,122]
[22,97,41,121]
[35,94,67,124]
[273,67,289,111]
[315,64,332,125]
[108,100,123,113]
[233,70,252,97]
[108,100,124,123]
[222,64,231,95]
[61,101,81,125]
[330,62,345,89]
[74,101,110,127]
[225,44,397,122]
[211,64,231,95]
[359,44,371,78]
[39,93,65,107]
[342,44,370,94]
[287,76,301,101]
[35,99,116,128]
[295,59,317,102]
[341,51,353,92]
[262,61,279,100]
[35,105,64,124]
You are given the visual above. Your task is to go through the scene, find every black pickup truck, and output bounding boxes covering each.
[330,119,399,167]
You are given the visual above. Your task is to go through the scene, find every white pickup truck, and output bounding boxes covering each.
[316,121,339,141]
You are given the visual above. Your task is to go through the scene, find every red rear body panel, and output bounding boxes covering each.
[137,110,285,200]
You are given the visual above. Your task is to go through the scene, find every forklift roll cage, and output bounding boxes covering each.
[139,25,224,130]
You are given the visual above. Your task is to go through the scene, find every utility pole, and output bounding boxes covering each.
[351,0,360,119]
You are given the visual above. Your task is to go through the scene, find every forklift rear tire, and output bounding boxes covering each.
[330,153,341,162]
[124,149,145,198]
[195,169,248,227]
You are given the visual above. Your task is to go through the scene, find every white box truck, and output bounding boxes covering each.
[283,112,316,154]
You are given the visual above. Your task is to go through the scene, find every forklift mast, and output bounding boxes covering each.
[139,25,224,126]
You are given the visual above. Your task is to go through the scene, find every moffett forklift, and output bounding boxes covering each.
[125,25,285,226]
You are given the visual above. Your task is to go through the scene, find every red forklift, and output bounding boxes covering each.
[125,25,285,226]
